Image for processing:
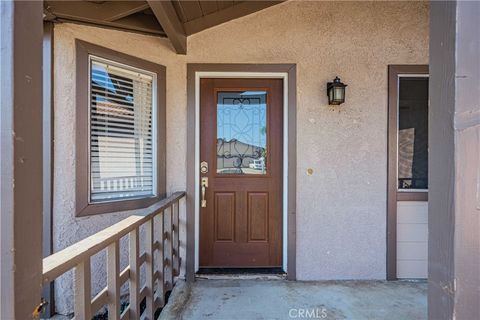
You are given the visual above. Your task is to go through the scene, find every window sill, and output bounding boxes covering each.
[76,193,165,217]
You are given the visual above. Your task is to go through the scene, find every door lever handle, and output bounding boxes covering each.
[201,177,208,207]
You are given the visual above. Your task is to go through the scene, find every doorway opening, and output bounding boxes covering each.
[387,65,429,280]
[186,65,297,280]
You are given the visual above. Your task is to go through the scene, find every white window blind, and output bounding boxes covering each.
[89,56,156,203]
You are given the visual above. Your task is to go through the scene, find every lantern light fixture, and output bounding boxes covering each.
[327,76,347,105]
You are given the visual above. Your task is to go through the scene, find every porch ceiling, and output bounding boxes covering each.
[43,0,283,55]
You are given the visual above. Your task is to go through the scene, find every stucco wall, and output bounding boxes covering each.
[52,24,187,315]
[52,1,428,314]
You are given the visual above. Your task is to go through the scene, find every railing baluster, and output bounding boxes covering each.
[107,241,120,320]
[74,257,91,320]
[172,201,180,277]
[145,219,154,319]
[129,228,140,319]
[164,206,174,291]
[156,211,165,308]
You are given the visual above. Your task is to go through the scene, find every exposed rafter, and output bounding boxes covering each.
[45,1,150,22]
[147,0,187,54]
[103,2,150,22]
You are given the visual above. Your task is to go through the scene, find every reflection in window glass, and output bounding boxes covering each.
[90,58,156,202]
[217,91,267,175]
[398,77,429,190]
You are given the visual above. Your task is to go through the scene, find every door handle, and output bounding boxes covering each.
[201,177,208,208]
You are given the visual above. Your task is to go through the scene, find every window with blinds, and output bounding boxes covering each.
[89,56,156,203]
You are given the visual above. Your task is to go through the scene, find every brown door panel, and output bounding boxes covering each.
[211,242,273,267]
[200,78,283,268]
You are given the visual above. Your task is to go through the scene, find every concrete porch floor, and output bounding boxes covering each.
[160,278,427,320]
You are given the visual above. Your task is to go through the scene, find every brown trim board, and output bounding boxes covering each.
[147,0,187,54]
[429,2,480,318]
[41,21,55,318]
[75,39,166,216]
[186,64,297,281]
[0,1,44,317]
[387,64,429,280]
[397,192,428,202]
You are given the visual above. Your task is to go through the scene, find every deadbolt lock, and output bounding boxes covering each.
[200,161,209,174]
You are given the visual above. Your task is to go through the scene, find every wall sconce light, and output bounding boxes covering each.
[327,76,347,105]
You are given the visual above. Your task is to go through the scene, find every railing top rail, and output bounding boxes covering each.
[42,191,185,284]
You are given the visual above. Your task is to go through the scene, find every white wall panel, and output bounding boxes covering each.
[397,201,428,278]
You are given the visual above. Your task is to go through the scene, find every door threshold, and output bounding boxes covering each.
[196,268,286,280]
[196,273,287,280]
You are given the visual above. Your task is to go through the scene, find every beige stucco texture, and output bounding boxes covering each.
[52,1,428,314]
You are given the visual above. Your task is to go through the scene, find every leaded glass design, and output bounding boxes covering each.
[216,91,267,175]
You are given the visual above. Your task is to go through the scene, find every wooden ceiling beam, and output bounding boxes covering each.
[147,0,187,54]
[51,18,166,37]
[183,1,284,36]
[104,2,150,22]
[44,1,150,23]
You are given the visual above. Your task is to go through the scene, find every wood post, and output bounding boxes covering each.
[42,20,56,319]
[107,241,120,320]
[172,201,180,276]
[128,228,140,319]
[156,212,165,308]
[74,258,92,320]
[429,1,480,319]
[164,207,174,291]
[0,1,44,319]
[144,220,154,319]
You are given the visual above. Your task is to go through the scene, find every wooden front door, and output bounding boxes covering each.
[200,78,283,268]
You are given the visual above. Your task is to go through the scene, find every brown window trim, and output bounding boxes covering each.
[396,192,428,201]
[75,39,166,217]
[387,64,429,280]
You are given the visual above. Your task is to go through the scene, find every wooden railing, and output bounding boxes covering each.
[42,192,186,320]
